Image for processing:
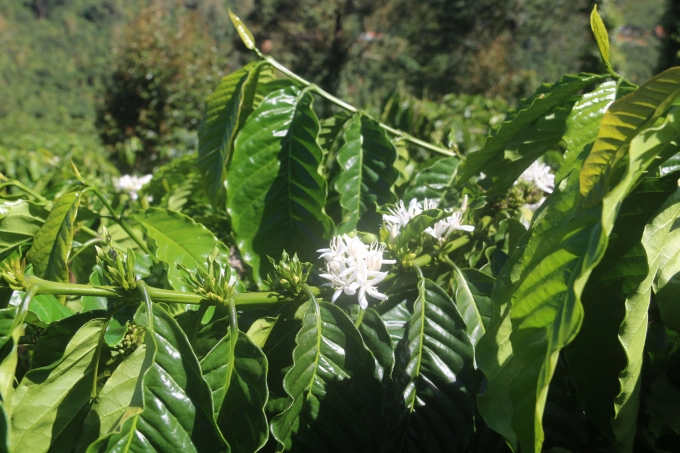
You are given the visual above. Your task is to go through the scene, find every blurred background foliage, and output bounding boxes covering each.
[0,0,673,173]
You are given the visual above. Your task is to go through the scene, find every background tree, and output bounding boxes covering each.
[96,2,226,171]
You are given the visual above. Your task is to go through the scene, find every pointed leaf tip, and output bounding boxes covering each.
[228,9,256,51]
[590,5,611,69]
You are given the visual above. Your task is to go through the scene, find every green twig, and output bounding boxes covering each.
[190,303,209,348]
[68,237,106,264]
[262,56,459,158]
[22,274,320,307]
[88,185,154,257]
[0,180,48,202]
[91,309,117,399]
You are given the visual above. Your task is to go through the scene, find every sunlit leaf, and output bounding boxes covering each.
[227,87,333,285]
[26,191,82,282]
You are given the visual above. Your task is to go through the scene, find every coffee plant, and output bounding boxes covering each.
[1,7,680,453]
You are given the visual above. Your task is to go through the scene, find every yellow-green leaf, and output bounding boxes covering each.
[580,67,680,200]
[590,5,611,68]
[228,9,256,50]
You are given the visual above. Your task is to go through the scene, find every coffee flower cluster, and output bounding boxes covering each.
[383,196,475,244]
[114,174,152,200]
[318,235,395,309]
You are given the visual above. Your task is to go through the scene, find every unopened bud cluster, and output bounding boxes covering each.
[112,323,145,358]
[265,250,311,296]
[95,229,137,291]
[178,246,236,307]
[0,256,28,291]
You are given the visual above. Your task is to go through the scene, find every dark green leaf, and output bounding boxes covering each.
[334,113,398,233]
[270,299,384,452]
[391,278,476,452]
[200,328,269,453]
[646,373,680,437]
[198,61,272,207]
[26,191,82,282]
[86,305,228,452]
[227,87,333,285]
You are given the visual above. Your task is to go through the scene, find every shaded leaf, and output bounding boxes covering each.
[86,305,228,452]
[403,156,460,203]
[270,299,384,452]
[391,278,476,452]
[564,175,680,452]
[200,327,269,453]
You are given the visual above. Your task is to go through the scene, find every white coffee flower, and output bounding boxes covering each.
[318,235,395,308]
[114,174,153,200]
[383,198,439,241]
[424,195,475,243]
[518,161,554,194]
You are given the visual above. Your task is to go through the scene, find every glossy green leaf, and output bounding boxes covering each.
[81,269,108,312]
[228,9,256,50]
[24,294,72,327]
[246,316,278,348]
[75,345,148,451]
[26,191,81,282]
[451,264,487,348]
[31,311,104,369]
[10,318,105,453]
[476,105,680,452]
[86,304,228,452]
[581,67,680,199]
[318,112,350,154]
[557,81,618,181]
[198,61,273,207]
[200,327,268,453]
[227,87,333,285]
[349,306,394,382]
[0,200,48,256]
[391,278,476,452]
[402,156,460,203]
[564,176,680,452]
[395,209,447,249]
[132,208,239,292]
[334,113,398,233]
[590,5,611,69]
[455,73,607,187]
[270,299,384,452]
